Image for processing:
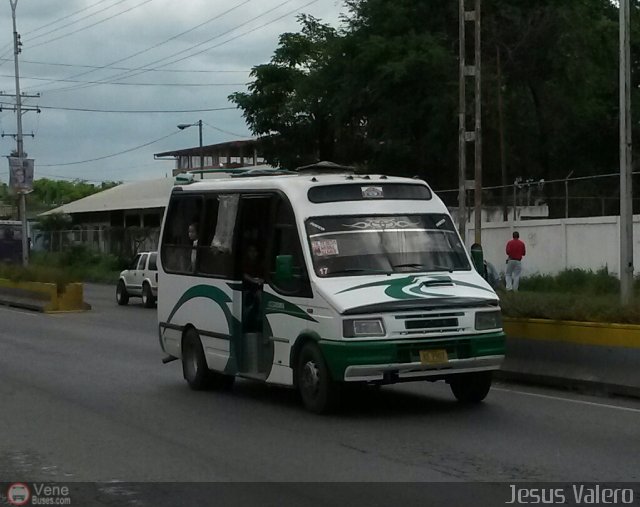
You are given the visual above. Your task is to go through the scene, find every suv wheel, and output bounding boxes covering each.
[116,280,129,305]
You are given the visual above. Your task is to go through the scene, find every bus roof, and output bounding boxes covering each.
[172,171,449,217]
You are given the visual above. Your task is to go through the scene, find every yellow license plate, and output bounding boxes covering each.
[419,349,448,365]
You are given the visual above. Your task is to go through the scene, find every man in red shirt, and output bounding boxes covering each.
[505,231,526,291]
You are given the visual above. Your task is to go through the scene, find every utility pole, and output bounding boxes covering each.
[619,0,634,304]
[497,46,508,222]
[198,119,203,179]
[458,0,467,242]
[473,0,482,245]
[7,0,36,266]
[458,0,482,244]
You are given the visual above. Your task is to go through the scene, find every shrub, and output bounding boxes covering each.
[30,246,126,284]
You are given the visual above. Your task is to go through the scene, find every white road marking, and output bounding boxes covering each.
[494,387,640,413]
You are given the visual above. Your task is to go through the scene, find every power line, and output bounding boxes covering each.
[203,121,252,139]
[49,0,254,83]
[26,0,156,50]
[24,0,130,44]
[0,102,236,113]
[39,130,182,167]
[0,58,251,73]
[23,0,255,93]
[0,73,247,87]
[111,0,320,81]
[34,0,300,95]
[0,0,116,57]
[156,0,320,70]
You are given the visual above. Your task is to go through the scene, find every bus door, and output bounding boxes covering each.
[236,194,273,376]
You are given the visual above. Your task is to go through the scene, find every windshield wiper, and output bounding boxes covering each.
[392,263,453,273]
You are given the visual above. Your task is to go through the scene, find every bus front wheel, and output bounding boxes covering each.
[296,342,340,414]
[448,371,493,403]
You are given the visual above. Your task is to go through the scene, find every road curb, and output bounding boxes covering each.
[0,279,91,313]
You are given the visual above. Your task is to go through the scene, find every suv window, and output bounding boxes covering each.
[130,254,141,270]
[148,253,158,271]
[137,254,148,271]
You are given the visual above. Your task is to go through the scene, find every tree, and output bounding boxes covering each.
[230,0,639,215]
[229,15,341,168]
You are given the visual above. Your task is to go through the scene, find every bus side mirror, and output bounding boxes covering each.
[275,255,294,283]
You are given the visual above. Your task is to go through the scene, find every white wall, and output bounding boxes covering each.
[465,215,640,278]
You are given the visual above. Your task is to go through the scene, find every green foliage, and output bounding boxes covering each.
[518,267,620,294]
[0,246,126,291]
[36,212,72,232]
[27,178,119,213]
[30,245,127,284]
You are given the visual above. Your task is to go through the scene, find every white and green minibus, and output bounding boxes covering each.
[157,165,505,413]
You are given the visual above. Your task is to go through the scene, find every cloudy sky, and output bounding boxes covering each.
[0,0,344,184]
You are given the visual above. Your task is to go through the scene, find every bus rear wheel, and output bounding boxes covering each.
[182,328,235,390]
[448,371,493,403]
[296,341,340,414]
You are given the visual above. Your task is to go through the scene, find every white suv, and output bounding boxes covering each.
[116,251,158,308]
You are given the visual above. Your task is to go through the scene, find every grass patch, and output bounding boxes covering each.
[500,268,640,324]
[499,291,640,324]
[518,267,622,295]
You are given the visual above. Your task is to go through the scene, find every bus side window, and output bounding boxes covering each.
[197,194,237,278]
[160,194,203,274]
[269,199,312,298]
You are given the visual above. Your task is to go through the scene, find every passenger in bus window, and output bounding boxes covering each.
[188,223,199,271]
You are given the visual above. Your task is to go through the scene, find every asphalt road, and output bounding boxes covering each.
[0,284,638,505]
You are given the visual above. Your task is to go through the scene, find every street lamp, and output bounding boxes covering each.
[177,119,203,178]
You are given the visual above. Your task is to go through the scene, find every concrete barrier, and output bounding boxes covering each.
[499,318,640,398]
[0,278,91,313]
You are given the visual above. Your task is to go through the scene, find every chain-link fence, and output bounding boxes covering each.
[32,227,160,259]
[436,171,640,220]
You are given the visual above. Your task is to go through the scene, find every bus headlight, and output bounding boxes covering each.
[475,310,502,330]
[343,318,386,338]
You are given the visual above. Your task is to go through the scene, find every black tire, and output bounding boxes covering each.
[296,341,341,414]
[182,328,235,391]
[449,371,493,403]
[142,282,156,308]
[116,280,129,305]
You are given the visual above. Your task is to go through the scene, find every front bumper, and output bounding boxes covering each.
[319,331,505,383]
[344,355,503,382]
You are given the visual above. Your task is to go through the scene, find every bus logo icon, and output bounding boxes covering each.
[7,483,30,506]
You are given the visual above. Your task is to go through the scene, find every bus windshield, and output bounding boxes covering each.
[305,214,470,277]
